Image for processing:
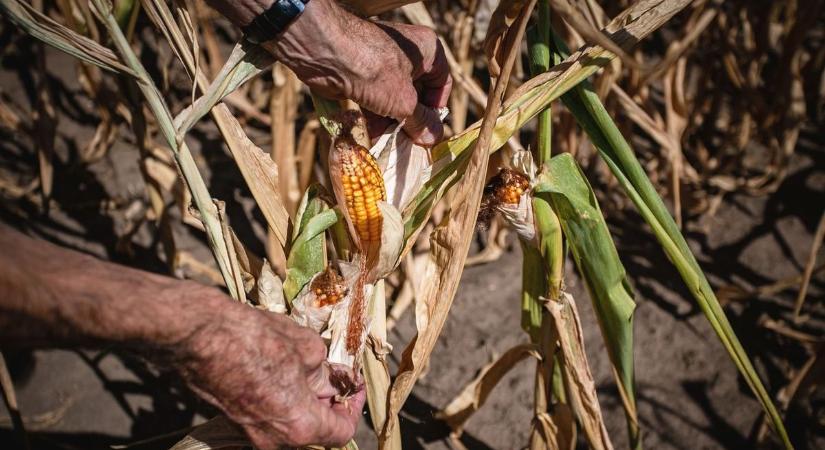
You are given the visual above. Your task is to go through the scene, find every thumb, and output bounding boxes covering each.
[402,103,444,147]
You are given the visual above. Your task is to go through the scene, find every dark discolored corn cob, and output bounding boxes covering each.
[311,267,347,308]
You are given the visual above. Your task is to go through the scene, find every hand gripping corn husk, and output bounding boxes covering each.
[290,109,447,376]
[480,148,538,245]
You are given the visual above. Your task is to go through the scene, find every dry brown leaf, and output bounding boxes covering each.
[215,201,247,302]
[296,119,320,192]
[793,211,825,319]
[546,293,613,450]
[484,0,529,78]
[270,62,303,216]
[529,408,576,450]
[641,7,717,84]
[549,0,641,71]
[437,343,540,435]
[0,0,135,75]
[381,1,537,446]
[362,280,401,447]
[140,0,291,248]
[169,416,248,450]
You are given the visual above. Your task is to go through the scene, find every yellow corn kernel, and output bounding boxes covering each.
[478,167,531,230]
[492,168,530,204]
[311,267,347,307]
[335,137,386,252]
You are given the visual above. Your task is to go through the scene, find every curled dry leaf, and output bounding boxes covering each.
[437,343,541,436]
[484,0,529,78]
[0,0,135,75]
[548,0,640,71]
[546,292,613,450]
[384,2,538,444]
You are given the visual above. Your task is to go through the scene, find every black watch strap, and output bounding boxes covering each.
[242,0,310,44]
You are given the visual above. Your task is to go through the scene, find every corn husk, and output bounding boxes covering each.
[497,148,538,244]
[370,108,449,212]
[372,201,404,280]
[291,269,347,333]
[256,259,286,314]
[325,260,375,368]
[498,194,536,243]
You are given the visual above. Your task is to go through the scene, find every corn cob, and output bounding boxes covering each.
[311,267,347,307]
[333,136,386,258]
[492,168,530,204]
[329,133,387,360]
[479,167,531,229]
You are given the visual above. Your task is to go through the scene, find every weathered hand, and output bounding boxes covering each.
[176,296,366,449]
[260,0,452,145]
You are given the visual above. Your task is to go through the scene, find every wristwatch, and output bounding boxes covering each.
[242,0,311,44]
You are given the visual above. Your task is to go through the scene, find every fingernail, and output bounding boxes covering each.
[416,127,437,146]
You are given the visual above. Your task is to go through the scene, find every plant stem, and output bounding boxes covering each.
[91,0,238,297]
[524,4,569,449]
[550,30,790,450]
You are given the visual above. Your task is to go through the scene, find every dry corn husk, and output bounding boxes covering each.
[290,262,357,334]
[495,149,538,244]
[370,108,450,212]
[256,259,286,314]
[326,267,375,368]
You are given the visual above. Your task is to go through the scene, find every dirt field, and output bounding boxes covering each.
[1,40,824,450]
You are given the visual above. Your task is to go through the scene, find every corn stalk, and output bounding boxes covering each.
[0,0,795,448]
[538,32,793,449]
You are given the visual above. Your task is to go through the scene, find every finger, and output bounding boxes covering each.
[312,390,365,446]
[331,388,366,418]
[363,109,395,140]
[402,103,444,146]
[417,39,453,108]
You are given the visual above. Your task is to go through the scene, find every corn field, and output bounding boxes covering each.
[0,0,823,449]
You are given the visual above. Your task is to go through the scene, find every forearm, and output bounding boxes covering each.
[0,224,218,356]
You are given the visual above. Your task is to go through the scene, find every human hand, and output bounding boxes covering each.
[175,295,366,449]
[260,0,452,145]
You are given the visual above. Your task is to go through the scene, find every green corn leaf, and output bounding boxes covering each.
[283,185,338,302]
[550,36,793,449]
[173,41,275,134]
[402,0,691,242]
[521,242,547,342]
[533,154,638,447]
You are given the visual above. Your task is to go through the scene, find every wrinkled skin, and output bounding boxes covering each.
[179,301,366,448]
[208,0,453,145]
[0,225,365,448]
